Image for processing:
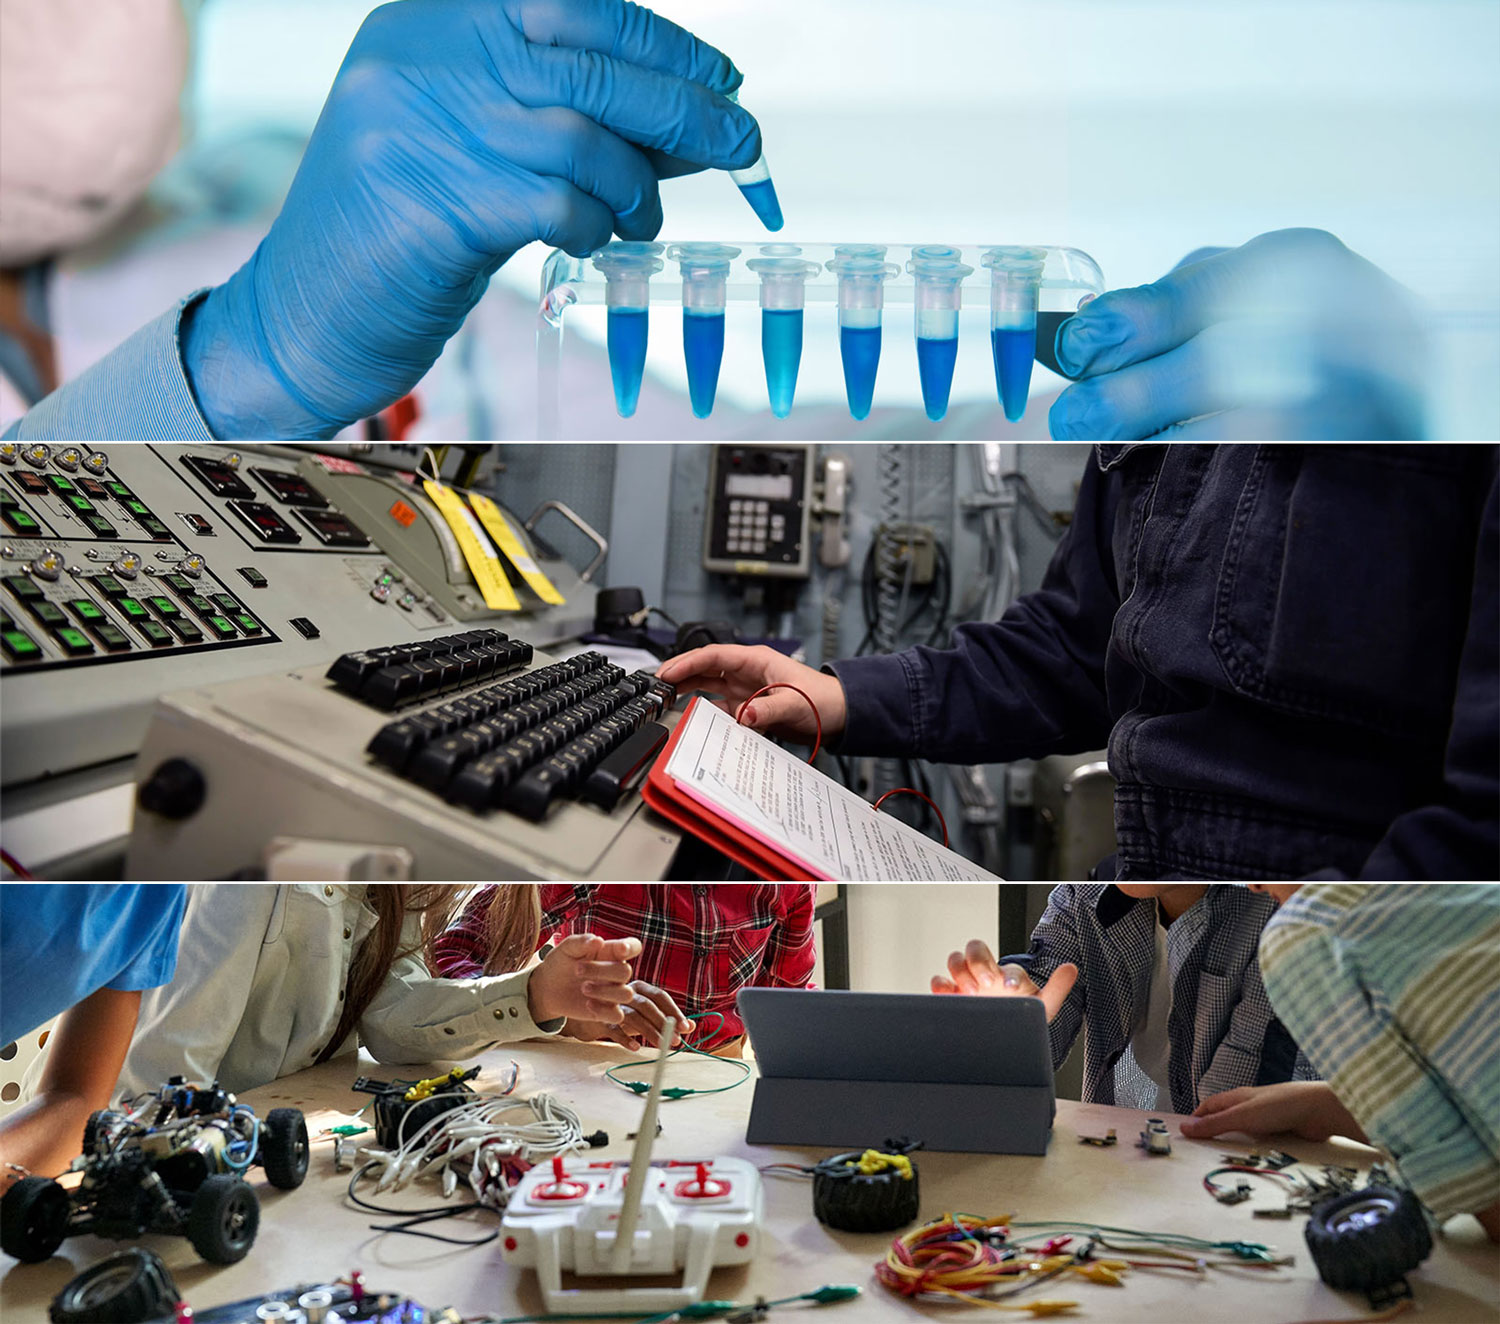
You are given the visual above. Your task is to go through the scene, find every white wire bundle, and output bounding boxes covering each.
[359,1091,586,1208]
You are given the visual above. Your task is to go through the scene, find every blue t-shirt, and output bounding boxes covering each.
[0,884,187,1046]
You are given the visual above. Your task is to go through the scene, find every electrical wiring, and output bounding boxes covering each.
[735,683,822,762]
[605,1012,753,1101]
[872,788,950,848]
[0,848,34,880]
[346,1086,587,1244]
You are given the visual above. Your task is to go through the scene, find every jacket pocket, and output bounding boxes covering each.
[1210,445,1476,738]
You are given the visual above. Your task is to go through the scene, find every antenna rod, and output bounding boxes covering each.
[611,1017,676,1273]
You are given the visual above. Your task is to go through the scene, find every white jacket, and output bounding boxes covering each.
[119,883,558,1097]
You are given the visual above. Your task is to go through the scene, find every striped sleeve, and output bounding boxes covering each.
[1259,884,1500,1220]
[4,297,215,441]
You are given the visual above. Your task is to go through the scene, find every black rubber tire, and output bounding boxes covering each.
[260,1108,310,1190]
[812,1151,921,1233]
[49,1248,182,1324]
[83,1108,125,1155]
[1305,1185,1433,1292]
[0,1176,70,1263]
[185,1174,260,1265]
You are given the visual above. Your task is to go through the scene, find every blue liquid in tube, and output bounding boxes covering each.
[606,308,649,418]
[761,309,804,418]
[683,311,726,419]
[839,324,882,420]
[737,178,784,232]
[916,336,959,421]
[991,325,1037,422]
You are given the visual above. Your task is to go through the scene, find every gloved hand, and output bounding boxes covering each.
[183,0,760,438]
[1048,228,1427,440]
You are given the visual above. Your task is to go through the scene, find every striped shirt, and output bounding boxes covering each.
[1259,883,1500,1220]
[1018,884,1316,1112]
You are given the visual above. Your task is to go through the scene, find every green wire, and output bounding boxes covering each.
[1006,1219,1277,1261]
[604,1011,753,1100]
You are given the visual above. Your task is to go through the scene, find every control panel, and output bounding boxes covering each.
[0,444,598,796]
[701,444,812,579]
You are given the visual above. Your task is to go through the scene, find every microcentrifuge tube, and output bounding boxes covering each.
[592,242,664,418]
[827,247,898,420]
[725,90,784,231]
[982,247,1047,422]
[667,243,741,419]
[907,253,974,422]
[746,249,821,418]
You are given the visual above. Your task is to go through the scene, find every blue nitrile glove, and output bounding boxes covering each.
[1048,228,1427,440]
[182,0,761,439]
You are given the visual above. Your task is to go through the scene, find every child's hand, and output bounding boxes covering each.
[527,934,643,1026]
[930,939,1079,1024]
[557,983,695,1052]
[1181,1081,1368,1143]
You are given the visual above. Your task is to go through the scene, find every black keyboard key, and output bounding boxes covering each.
[326,651,387,693]
[580,721,670,810]
[368,715,442,771]
[504,752,588,821]
[361,663,424,708]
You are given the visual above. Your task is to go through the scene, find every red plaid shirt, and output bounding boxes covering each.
[432,885,817,1048]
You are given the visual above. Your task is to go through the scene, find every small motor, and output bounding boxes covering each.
[1305,1184,1433,1306]
[812,1146,921,1234]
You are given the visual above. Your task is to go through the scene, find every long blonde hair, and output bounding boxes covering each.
[316,885,540,1063]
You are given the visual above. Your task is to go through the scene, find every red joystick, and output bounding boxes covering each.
[535,1154,590,1201]
[673,1161,731,1200]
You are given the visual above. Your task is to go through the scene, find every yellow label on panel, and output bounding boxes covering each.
[422,480,520,611]
[468,493,566,606]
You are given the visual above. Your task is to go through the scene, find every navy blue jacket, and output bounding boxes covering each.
[829,444,1499,880]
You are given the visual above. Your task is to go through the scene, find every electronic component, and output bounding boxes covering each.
[811,1147,921,1233]
[181,453,255,499]
[351,1065,482,1150]
[703,444,813,578]
[289,616,320,638]
[1137,1118,1172,1156]
[178,512,216,535]
[1078,1128,1117,1147]
[501,1021,764,1314]
[293,505,372,547]
[1305,1185,1433,1307]
[0,1078,307,1266]
[227,498,303,544]
[237,566,269,588]
[250,465,330,507]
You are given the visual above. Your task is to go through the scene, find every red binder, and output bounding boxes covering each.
[641,697,820,881]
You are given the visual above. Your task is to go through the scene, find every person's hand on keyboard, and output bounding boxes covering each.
[657,644,847,745]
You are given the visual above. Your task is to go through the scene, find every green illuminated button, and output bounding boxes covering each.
[116,597,150,621]
[106,480,132,499]
[163,574,194,593]
[44,474,74,494]
[184,593,215,616]
[65,493,95,514]
[142,517,172,540]
[145,595,180,618]
[1,628,41,661]
[1,507,40,535]
[26,600,66,628]
[167,617,204,643]
[205,614,237,639]
[83,513,118,537]
[67,599,106,623]
[211,593,241,615]
[124,498,149,516]
[90,621,132,652]
[94,575,126,599]
[3,574,42,601]
[52,625,94,656]
[137,619,173,647]
[232,613,263,636]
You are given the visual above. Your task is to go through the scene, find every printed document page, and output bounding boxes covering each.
[662,699,1000,881]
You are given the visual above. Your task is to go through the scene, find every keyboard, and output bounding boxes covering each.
[325,636,675,822]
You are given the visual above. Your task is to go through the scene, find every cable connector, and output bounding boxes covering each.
[583,1130,609,1148]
